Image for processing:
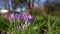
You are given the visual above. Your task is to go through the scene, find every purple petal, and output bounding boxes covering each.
[8,13,15,20]
[27,14,32,19]
[22,13,32,21]
[15,13,23,20]
[15,14,19,19]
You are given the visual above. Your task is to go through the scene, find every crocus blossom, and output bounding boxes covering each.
[27,14,32,20]
[8,12,33,29]
[22,13,32,21]
[8,13,15,20]
[15,14,20,20]
[21,13,33,29]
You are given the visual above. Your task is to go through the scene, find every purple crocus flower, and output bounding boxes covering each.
[15,14,23,20]
[8,13,15,20]
[15,14,20,20]
[27,14,32,20]
[22,13,32,21]
[22,13,33,28]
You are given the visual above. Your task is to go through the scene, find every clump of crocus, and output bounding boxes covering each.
[8,13,22,21]
[8,12,33,29]
[8,13,15,21]
[22,13,32,21]
[22,13,33,29]
[8,13,33,22]
[15,13,22,21]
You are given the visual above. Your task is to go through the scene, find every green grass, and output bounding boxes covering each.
[0,15,60,34]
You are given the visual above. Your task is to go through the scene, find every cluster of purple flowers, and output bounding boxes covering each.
[7,13,34,29]
[8,13,32,22]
